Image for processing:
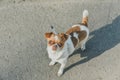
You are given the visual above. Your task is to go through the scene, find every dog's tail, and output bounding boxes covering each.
[81,10,89,27]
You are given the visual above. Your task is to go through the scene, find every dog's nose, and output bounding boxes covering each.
[52,45,57,51]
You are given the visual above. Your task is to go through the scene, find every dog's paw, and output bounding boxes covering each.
[81,47,86,51]
[49,61,56,66]
[81,45,86,51]
[57,70,63,77]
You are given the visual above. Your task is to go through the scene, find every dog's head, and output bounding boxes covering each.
[45,32,68,51]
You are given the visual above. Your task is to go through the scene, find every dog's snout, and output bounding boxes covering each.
[55,45,57,48]
[54,45,57,48]
[52,45,57,51]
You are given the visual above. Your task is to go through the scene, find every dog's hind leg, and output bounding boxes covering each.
[80,36,88,51]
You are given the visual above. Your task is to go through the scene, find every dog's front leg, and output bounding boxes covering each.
[57,59,67,77]
[49,60,56,66]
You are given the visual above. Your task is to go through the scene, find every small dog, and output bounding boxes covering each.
[44,10,89,76]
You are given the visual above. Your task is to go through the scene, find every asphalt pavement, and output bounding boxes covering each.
[0,0,120,80]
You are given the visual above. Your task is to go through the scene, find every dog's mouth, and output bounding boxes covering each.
[52,45,58,51]
[48,39,64,51]
[51,43,63,51]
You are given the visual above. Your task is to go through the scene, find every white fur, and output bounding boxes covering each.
[72,24,89,38]
[54,35,59,40]
[79,25,89,51]
[46,10,89,77]
[47,25,89,76]
[83,10,89,18]
[73,32,79,43]
[73,32,78,39]
[47,35,75,76]
[47,35,75,62]
[72,24,89,51]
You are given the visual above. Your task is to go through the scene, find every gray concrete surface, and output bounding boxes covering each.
[0,0,120,80]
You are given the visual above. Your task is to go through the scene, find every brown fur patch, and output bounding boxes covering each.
[78,31,87,42]
[66,26,87,47]
[81,17,88,27]
[57,33,68,48]
[45,33,68,50]
[45,26,87,48]
[70,34,78,47]
[66,26,80,35]
[45,32,55,39]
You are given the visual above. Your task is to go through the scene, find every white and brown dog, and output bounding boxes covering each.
[44,10,89,76]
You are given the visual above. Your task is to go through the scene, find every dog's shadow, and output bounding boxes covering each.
[64,15,120,73]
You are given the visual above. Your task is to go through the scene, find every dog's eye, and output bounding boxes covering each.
[58,43,62,47]
[49,40,55,45]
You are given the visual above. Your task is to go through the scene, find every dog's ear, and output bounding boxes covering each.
[44,32,54,39]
